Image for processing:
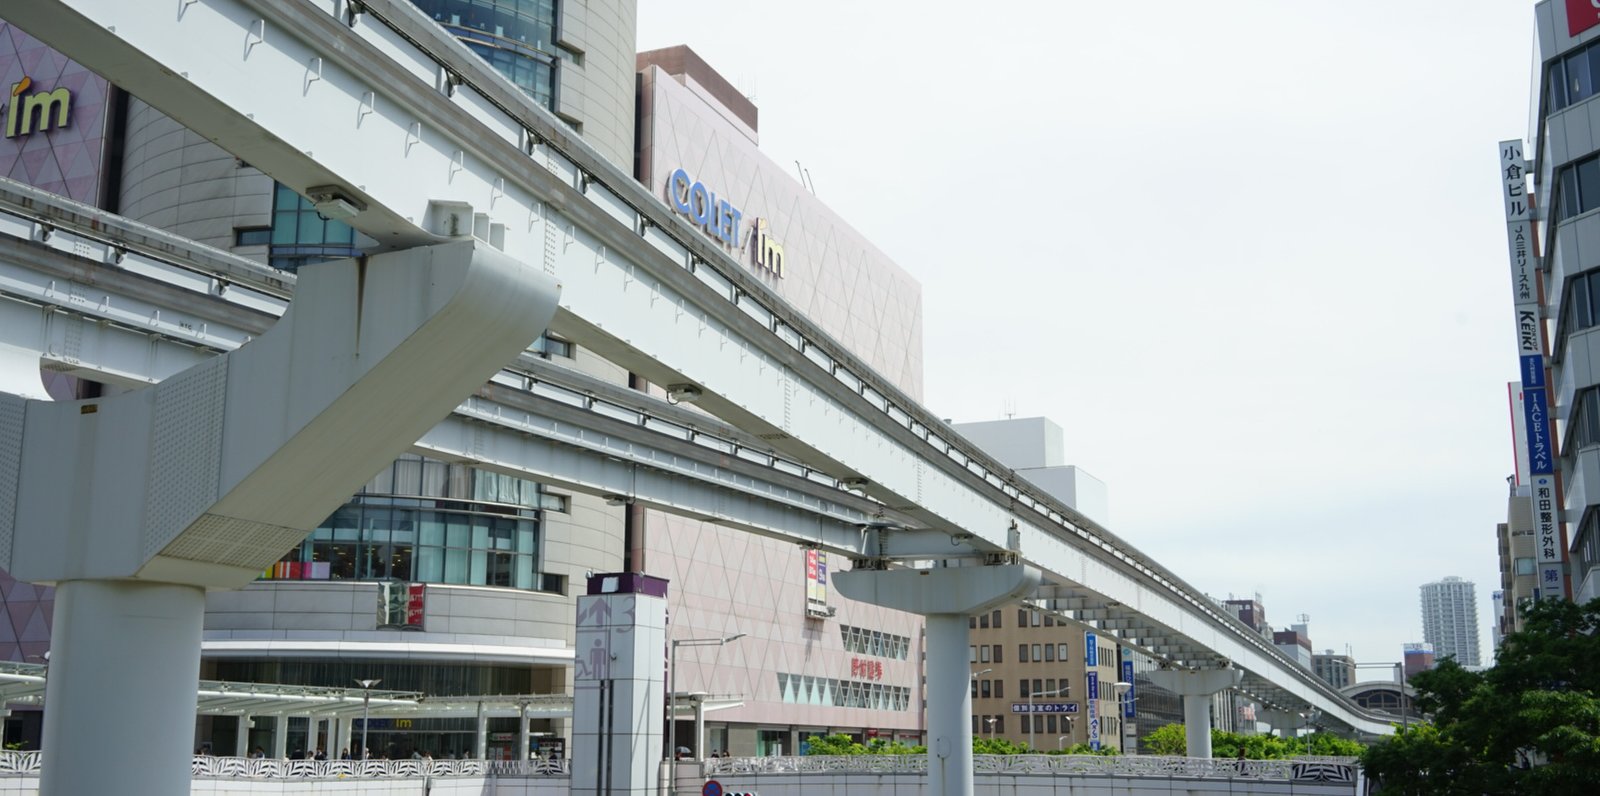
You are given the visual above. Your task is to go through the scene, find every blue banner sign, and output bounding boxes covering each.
[1086,672,1099,751]
[1523,386,1554,475]
[1520,354,1545,388]
[1010,702,1078,714]
[1121,659,1135,718]
[1084,632,1097,667]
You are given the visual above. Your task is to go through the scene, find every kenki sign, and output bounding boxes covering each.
[666,168,785,279]
[4,77,72,139]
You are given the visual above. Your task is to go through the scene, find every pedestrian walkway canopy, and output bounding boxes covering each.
[0,661,742,720]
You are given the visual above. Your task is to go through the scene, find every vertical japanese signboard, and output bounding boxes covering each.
[1084,630,1100,750]
[804,550,830,617]
[1085,671,1100,751]
[1121,657,1135,718]
[377,581,425,629]
[1501,139,1566,598]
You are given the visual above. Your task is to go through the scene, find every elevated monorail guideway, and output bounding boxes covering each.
[3,0,1393,790]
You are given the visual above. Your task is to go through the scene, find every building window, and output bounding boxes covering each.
[1018,608,1029,627]
[234,227,271,246]
[533,334,574,359]
[992,645,1003,664]
[979,613,989,629]
[980,680,991,699]
[970,679,978,698]
[1551,42,1600,112]
[1515,556,1535,575]
[1033,643,1043,662]
[1569,385,1600,451]
[1559,154,1600,221]
[992,609,1002,629]
[1019,644,1029,663]
[265,454,550,590]
[409,0,559,108]
[268,183,361,271]
[980,646,991,663]
[1058,643,1069,661]
[994,680,1003,699]
[1044,644,1055,662]
[970,645,977,663]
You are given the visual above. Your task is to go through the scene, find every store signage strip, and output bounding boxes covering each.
[1500,138,1565,598]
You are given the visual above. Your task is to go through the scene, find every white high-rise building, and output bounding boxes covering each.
[1419,577,1481,667]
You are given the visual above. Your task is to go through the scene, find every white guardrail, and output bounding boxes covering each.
[705,754,1360,784]
[0,752,1358,784]
[0,752,570,778]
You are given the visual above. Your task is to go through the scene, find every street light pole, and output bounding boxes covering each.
[1111,681,1135,754]
[668,633,744,795]
[354,678,380,761]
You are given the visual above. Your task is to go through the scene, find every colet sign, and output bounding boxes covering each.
[665,168,785,279]
[4,77,72,139]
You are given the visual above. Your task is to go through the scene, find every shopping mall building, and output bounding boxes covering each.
[0,1,929,758]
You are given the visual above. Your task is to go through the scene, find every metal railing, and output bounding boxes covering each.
[0,752,571,779]
[704,754,1359,783]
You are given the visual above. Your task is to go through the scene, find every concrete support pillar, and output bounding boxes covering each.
[1257,708,1296,738]
[0,241,560,793]
[835,564,1040,796]
[38,580,204,796]
[336,717,352,758]
[475,702,489,760]
[518,703,531,761]
[236,716,252,758]
[272,715,289,760]
[1144,668,1243,759]
[926,614,974,793]
[693,697,706,759]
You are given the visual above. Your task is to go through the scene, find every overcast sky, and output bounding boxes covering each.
[638,0,1535,676]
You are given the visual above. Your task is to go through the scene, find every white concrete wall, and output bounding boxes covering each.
[203,582,573,654]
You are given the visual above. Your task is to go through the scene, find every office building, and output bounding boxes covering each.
[1503,1,1600,604]
[1312,650,1356,690]
[0,4,931,757]
[1402,642,1435,679]
[1419,577,1481,667]
[1496,484,1537,641]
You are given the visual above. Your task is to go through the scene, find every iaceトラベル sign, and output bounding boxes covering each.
[4,77,73,139]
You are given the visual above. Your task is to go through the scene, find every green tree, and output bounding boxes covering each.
[1140,725,1361,759]
[802,734,866,755]
[801,734,925,756]
[1360,597,1600,794]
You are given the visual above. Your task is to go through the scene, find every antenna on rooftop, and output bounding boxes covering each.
[794,160,815,195]
[1003,399,1016,419]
